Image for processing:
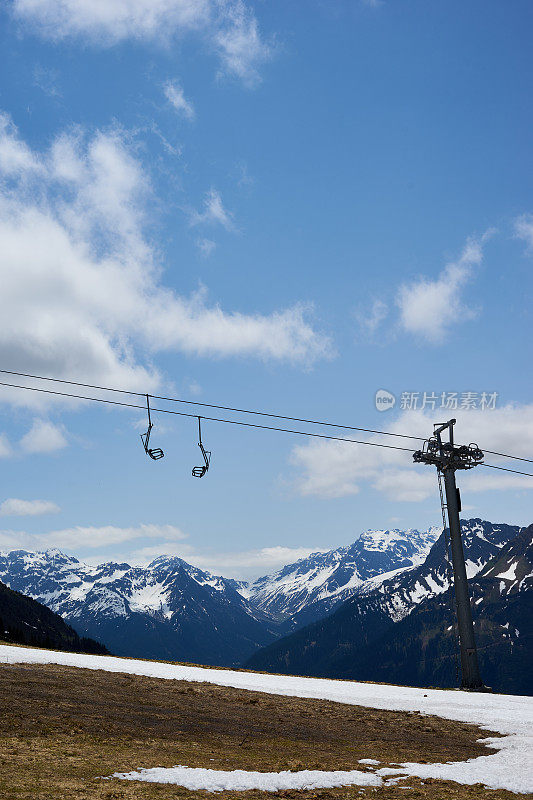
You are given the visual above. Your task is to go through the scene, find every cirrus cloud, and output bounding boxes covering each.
[10,0,273,86]
[0,435,12,458]
[0,522,320,582]
[189,188,236,231]
[44,523,188,549]
[0,523,189,553]
[514,213,533,251]
[163,80,195,121]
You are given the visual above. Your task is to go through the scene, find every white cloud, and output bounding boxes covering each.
[235,161,253,188]
[40,523,188,550]
[0,523,187,554]
[356,299,388,338]
[396,235,488,343]
[212,0,272,88]
[514,214,533,251]
[290,404,533,502]
[190,188,236,231]
[462,472,533,493]
[197,238,216,257]
[195,545,322,578]
[0,115,331,409]
[20,420,68,453]
[11,0,209,39]
[11,0,272,85]
[0,434,12,458]
[0,112,42,176]
[33,65,61,98]
[0,498,60,517]
[371,469,438,503]
[163,80,195,120]
[183,378,202,396]
[0,530,28,551]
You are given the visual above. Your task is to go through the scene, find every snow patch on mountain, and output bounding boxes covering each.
[495,562,518,581]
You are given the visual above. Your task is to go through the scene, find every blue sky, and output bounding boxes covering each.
[0,0,531,580]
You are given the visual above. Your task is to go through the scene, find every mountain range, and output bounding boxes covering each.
[362,523,533,695]
[0,550,277,666]
[1,518,530,694]
[0,525,440,665]
[243,526,441,629]
[245,520,532,695]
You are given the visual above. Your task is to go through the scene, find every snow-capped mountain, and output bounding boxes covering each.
[477,523,533,593]
[4,518,523,677]
[0,550,278,667]
[244,526,441,628]
[356,518,521,623]
[0,526,444,662]
[349,523,533,695]
[245,519,523,685]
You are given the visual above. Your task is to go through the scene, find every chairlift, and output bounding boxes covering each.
[140,394,164,460]
[192,416,211,478]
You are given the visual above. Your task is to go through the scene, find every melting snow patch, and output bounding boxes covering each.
[358,758,380,765]
[107,765,382,792]
[393,735,533,794]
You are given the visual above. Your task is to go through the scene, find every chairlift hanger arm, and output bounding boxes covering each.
[146,394,153,427]
[192,417,211,477]
[141,394,164,460]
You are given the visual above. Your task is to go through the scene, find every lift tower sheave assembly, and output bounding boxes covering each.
[413,419,486,691]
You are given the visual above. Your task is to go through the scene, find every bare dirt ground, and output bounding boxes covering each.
[0,661,528,800]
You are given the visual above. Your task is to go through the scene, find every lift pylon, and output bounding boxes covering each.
[413,419,487,691]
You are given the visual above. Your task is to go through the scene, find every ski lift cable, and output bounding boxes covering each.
[481,449,533,464]
[0,369,426,442]
[480,463,533,478]
[0,377,531,474]
[2,368,532,464]
[0,380,418,453]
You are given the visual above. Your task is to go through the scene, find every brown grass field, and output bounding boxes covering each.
[0,658,530,800]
